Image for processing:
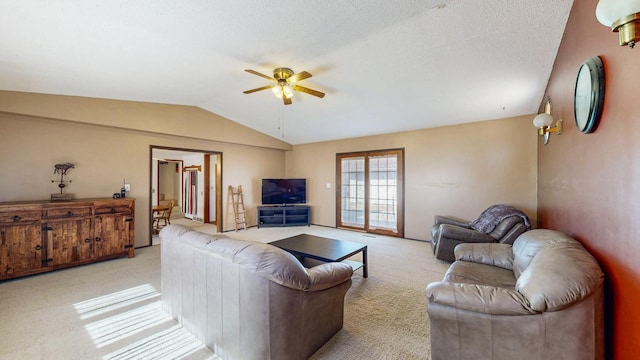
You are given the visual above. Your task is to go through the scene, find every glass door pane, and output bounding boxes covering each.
[369,154,397,232]
[340,157,365,228]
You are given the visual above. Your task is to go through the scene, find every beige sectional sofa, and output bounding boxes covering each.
[426,229,604,360]
[160,225,354,360]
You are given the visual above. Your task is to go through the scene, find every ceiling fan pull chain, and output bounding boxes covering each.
[279,104,285,138]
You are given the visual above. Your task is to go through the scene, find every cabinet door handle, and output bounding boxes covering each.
[84,238,92,243]
[111,208,117,213]
[66,211,74,217]
[35,245,42,251]
[95,237,101,242]
[12,215,21,221]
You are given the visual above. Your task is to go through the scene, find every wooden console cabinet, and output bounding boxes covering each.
[257,205,310,228]
[0,198,135,281]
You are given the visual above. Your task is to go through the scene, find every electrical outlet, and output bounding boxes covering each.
[124,183,131,191]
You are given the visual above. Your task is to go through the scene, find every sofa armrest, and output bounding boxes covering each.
[438,224,495,242]
[433,215,470,228]
[433,224,497,262]
[425,282,535,315]
[496,222,529,245]
[454,243,514,270]
[306,262,354,291]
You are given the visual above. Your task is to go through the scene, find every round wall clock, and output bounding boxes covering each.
[574,56,605,134]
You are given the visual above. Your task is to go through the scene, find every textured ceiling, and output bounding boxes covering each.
[0,0,574,144]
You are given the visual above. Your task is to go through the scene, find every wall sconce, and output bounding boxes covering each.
[596,0,640,48]
[533,97,562,145]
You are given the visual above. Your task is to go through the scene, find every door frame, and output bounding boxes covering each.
[336,148,404,238]
[150,146,223,242]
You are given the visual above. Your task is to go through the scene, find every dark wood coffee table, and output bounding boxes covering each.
[270,234,368,278]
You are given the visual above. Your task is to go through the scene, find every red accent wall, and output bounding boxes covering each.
[539,1,640,358]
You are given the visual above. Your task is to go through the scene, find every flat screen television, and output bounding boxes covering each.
[261,178,306,205]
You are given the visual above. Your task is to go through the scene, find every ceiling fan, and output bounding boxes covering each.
[243,67,325,105]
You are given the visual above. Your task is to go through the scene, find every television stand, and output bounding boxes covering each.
[257,205,310,228]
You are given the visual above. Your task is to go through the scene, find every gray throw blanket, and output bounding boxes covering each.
[469,204,531,233]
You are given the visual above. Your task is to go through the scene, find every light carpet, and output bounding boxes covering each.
[1,221,448,359]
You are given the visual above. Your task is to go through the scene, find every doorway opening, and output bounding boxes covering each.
[150,147,222,243]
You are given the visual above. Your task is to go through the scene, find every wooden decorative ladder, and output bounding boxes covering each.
[229,185,247,231]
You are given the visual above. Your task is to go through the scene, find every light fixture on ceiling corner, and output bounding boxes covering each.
[596,0,640,48]
[533,97,562,145]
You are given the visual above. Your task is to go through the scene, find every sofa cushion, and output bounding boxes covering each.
[159,221,195,239]
[444,261,517,289]
[425,282,534,315]
[230,240,313,290]
[454,242,514,270]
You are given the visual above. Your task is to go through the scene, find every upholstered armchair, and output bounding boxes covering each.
[430,205,530,262]
[425,229,604,359]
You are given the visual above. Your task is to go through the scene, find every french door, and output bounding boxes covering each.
[337,149,404,237]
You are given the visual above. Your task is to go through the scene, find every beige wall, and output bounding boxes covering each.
[0,92,290,247]
[158,162,178,201]
[0,90,291,151]
[286,114,538,240]
[0,91,538,246]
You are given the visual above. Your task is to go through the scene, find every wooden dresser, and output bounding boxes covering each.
[0,198,135,281]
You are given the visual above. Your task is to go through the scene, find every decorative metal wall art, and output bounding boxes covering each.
[52,162,75,200]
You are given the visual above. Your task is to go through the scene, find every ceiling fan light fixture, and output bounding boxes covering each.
[283,84,294,99]
[271,84,294,99]
[243,67,324,105]
[272,86,283,99]
[271,77,295,100]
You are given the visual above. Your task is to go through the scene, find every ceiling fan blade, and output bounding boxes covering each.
[244,69,276,82]
[243,85,275,94]
[288,71,312,83]
[283,96,292,105]
[292,85,325,98]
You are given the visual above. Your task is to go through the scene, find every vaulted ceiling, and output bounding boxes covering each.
[0,1,574,144]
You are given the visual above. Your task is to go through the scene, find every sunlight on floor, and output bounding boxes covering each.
[74,284,215,359]
[73,284,161,320]
[103,325,214,360]
[85,302,171,348]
